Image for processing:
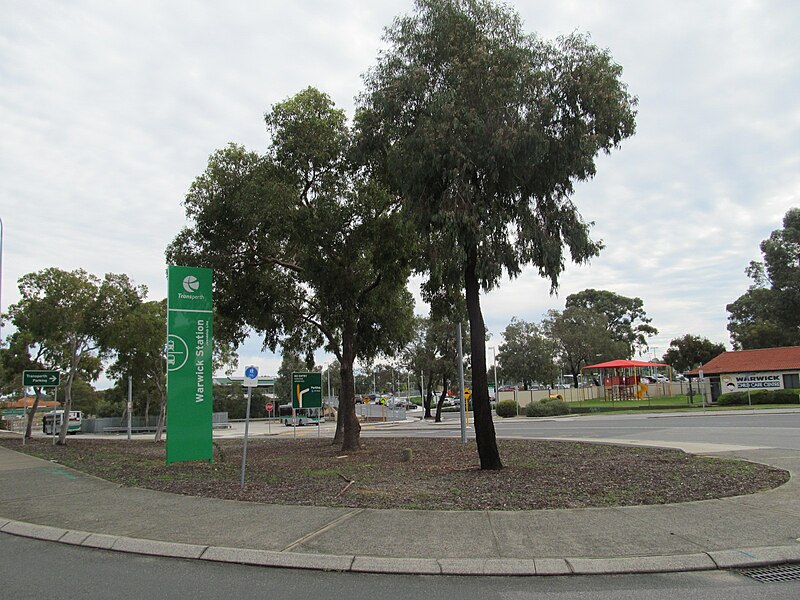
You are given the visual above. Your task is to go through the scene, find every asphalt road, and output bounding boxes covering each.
[2,533,797,600]
[365,410,800,451]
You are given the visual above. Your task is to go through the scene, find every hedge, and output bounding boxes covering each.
[495,400,519,417]
[717,388,800,406]
[525,398,571,417]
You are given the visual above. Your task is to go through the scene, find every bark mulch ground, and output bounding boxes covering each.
[1,436,789,511]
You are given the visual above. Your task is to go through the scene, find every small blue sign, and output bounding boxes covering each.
[245,366,258,380]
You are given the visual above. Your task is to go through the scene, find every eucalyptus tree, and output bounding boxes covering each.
[545,307,626,387]
[497,318,558,390]
[403,316,464,419]
[565,289,657,358]
[357,0,637,468]
[105,300,169,440]
[167,87,415,451]
[662,335,725,373]
[727,208,800,349]
[1,330,51,439]
[7,268,144,444]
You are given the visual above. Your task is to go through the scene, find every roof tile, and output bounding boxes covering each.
[690,346,800,375]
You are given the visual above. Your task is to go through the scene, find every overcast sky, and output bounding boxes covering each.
[2,0,799,382]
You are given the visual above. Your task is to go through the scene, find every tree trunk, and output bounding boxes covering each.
[338,321,361,451]
[434,376,447,422]
[57,363,77,446]
[24,388,43,440]
[332,400,344,445]
[423,370,433,419]
[464,244,502,470]
[154,376,166,443]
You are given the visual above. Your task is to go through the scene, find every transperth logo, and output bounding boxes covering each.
[183,275,200,293]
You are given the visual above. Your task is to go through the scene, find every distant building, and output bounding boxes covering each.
[690,346,800,401]
[1,397,60,410]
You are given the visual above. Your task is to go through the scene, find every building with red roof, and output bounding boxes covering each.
[689,346,800,401]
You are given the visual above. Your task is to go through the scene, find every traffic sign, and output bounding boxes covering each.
[243,365,259,388]
[291,372,322,409]
[23,370,60,387]
[265,402,274,412]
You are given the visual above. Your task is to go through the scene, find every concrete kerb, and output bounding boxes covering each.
[3,517,800,576]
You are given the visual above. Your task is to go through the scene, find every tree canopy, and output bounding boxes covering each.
[662,335,725,373]
[357,0,637,468]
[497,318,558,390]
[727,208,800,349]
[565,289,657,358]
[167,87,416,450]
[545,306,627,387]
[7,268,144,443]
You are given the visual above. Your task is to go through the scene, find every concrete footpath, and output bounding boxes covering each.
[1,440,800,576]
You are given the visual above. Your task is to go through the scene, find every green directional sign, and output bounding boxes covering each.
[166,265,213,465]
[23,370,60,387]
[291,372,322,409]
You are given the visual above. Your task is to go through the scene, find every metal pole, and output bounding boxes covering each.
[491,347,498,408]
[52,387,58,445]
[456,323,466,444]
[420,371,425,420]
[240,385,253,490]
[127,377,132,441]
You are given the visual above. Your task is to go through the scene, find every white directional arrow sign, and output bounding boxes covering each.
[23,370,60,387]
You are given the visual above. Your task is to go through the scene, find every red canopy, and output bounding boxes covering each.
[583,359,668,370]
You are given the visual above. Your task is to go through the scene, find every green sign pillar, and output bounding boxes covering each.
[166,266,213,464]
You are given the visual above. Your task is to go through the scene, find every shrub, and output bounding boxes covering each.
[525,399,571,417]
[495,400,518,417]
[773,389,800,403]
[717,388,800,406]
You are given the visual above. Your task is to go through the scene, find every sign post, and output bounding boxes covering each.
[166,266,213,464]
[240,365,259,490]
[265,402,274,434]
[699,369,705,410]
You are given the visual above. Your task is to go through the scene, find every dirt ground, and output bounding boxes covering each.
[0,436,789,510]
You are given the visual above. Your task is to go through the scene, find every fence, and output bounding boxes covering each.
[356,404,406,422]
[497,381,698,405]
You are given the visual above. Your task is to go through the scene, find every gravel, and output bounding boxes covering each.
[1,437,788,511]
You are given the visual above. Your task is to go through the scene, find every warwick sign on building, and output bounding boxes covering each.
[692,346,800,401]
[166,266,213,464]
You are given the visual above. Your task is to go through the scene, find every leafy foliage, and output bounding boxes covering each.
[401,315,469,420]
[717,389,800,406]
[545,306,627,386]
[497,318,558,389]
[357,0,637,469]
[727,208,800,349]
[167,87,416,450]
[7,268,144,443]
[565,289,657,358]
[495,399,518,418]
[662,335,725,373]
[525,398,571,417]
